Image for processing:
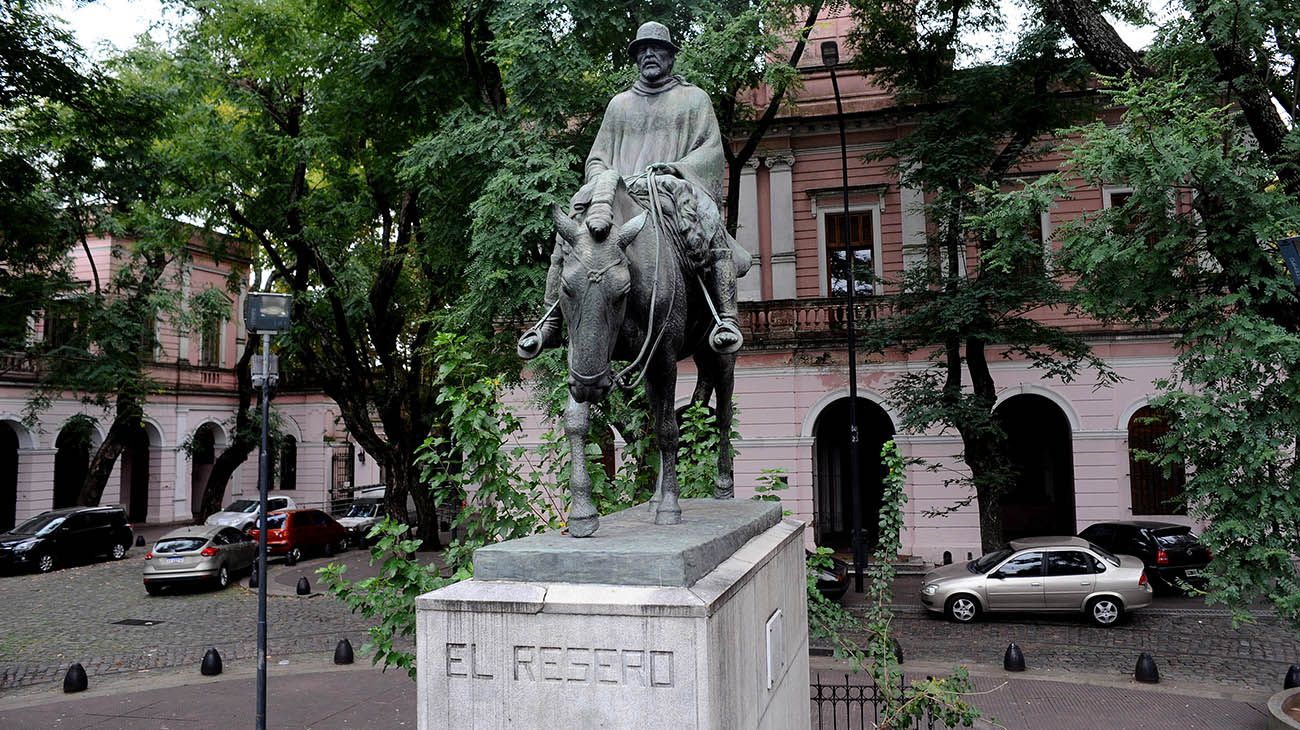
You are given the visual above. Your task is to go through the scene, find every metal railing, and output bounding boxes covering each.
[810,673,940,730]
[740,297,880,349]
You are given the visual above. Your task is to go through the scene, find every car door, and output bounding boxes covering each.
[985,551,1045,610]
[55,514,92,561]
[1043,550,1097,610]
[221,528,255,570]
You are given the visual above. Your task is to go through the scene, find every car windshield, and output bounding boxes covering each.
[263,513,287,529]
[1151,526,1197,548]
[154,537,209,554]
[344,503,380,518]
[971,548,1014,573]
[1087,542,1122,567]
[10,514,65,536]
[226,500,259,513]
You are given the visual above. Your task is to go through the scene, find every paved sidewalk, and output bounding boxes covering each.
[0,654,1273,729]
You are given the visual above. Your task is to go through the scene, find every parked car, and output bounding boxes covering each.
[143,525,257,594]
[918,536,1153,626]
[336,498,387,547]
[1078,521,1211,594]
[248,508,347,563]
[204,496,297,532]
[0,506,134,574]
[807,550,851,601]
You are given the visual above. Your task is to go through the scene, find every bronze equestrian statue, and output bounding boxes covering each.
[518,22,749,537]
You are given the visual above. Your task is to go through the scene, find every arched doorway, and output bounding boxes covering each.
[279,435,297,491]
[995,393,1076,539]
[813,397,895,553]
[0,421,18,531]
[54,422,93,509]
[190,424,218,514]
[120,423,153,523]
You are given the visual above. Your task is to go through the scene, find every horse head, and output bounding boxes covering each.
[554,173,645,403]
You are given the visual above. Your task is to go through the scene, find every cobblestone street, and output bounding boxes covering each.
[0,548,379,691]
[835,576,1299,692]
[3,548,1297,699]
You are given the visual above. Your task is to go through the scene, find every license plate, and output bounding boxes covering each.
[165,557,185,564]
[1184,569,1201,578]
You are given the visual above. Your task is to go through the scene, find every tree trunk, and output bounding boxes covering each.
[963,334,1005,553]
[78,393,141,507]
[195,336,260,523]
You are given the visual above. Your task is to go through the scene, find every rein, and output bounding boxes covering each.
[612,169,675,391]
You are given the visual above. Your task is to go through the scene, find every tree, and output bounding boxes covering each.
[2,5,244,506]
[846,0,1118,550]
[1006,0,1300,623]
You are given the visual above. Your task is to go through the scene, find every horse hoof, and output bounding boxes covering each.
[654,509,682,526]
[569,515,599,538]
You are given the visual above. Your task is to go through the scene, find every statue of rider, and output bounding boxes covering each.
[517,20,749,360]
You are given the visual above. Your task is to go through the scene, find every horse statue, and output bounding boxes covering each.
[549,169,738,537]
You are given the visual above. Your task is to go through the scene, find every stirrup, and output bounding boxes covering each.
[709,320,743,355]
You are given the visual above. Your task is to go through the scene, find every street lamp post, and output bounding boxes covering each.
[243,292,291,730]
[822,40,865,593]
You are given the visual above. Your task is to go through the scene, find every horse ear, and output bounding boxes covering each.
[616,213,647,249]
[553,204,580,243]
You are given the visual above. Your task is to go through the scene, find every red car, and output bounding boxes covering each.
[248,508,347,563]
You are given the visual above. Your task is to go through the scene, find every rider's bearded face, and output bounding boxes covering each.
[636,42,675,84]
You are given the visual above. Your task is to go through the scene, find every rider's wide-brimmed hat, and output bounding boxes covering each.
[628,21,680,58]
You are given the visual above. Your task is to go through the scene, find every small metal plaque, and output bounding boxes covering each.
[765,608,784,690]
[112,619,163,626]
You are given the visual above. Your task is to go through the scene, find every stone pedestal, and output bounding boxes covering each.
[416,499,810,730]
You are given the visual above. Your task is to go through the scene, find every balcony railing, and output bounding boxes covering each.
[739,297,880,349]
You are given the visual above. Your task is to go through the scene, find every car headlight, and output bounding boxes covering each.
[13,540,37,552]
[922,584,938,595]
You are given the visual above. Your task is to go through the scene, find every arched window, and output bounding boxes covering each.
[279,436,297,491]
[1128,406,1185,515]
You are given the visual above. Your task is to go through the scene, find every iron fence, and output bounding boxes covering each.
[810,673,940,730]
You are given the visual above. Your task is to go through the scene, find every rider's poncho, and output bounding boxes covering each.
[584,75,725,205]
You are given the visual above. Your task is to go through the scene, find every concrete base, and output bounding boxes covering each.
[416,500,810,730]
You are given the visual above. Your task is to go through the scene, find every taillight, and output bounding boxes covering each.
[200,546,218,557]
[144,551,153,560]
[1155,549,1169,565]
[1139,572,1148,586]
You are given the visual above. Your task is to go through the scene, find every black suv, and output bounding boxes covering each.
[0,506,135,573]
[1079,521,1211,594]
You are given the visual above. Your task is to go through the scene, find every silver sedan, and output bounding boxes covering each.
[143,525,257,595]
[919,536,1153,627]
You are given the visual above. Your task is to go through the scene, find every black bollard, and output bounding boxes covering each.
[1003,643,1026,672]
[134,535,145,547]
[63,663,88,693]
[334,638,355,665]
[1285,664,1300,689]
[942,551,952,565]
[201,647,223,676]
[296,576,311,595]
[285,550,297,566]
[249,565,259,589]
[891,638,904,664]
[1135,652,1160,683]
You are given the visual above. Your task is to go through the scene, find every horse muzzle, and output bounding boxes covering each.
[569,369,613,403]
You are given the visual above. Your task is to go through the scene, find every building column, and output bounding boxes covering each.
[736,157,763,302]
[174,410,190,521]
[766,152,797,300]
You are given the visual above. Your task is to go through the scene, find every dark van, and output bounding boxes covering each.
[0,506,135,573]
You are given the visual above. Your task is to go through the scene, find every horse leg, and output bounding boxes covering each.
[712,356,737,499]
[564,395,599,537]
[646,370,681,525]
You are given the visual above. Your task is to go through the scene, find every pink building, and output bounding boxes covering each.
[509,19,1188,563]
[0,234,381,530]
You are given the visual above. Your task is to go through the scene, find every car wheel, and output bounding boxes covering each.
[287,546,303,564]
[145,583,162,596]
[216,565,230,589]
[110,542,129,560]
[36,553,55,574]
[1088,596,1124,626]
[945,594,981,623]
